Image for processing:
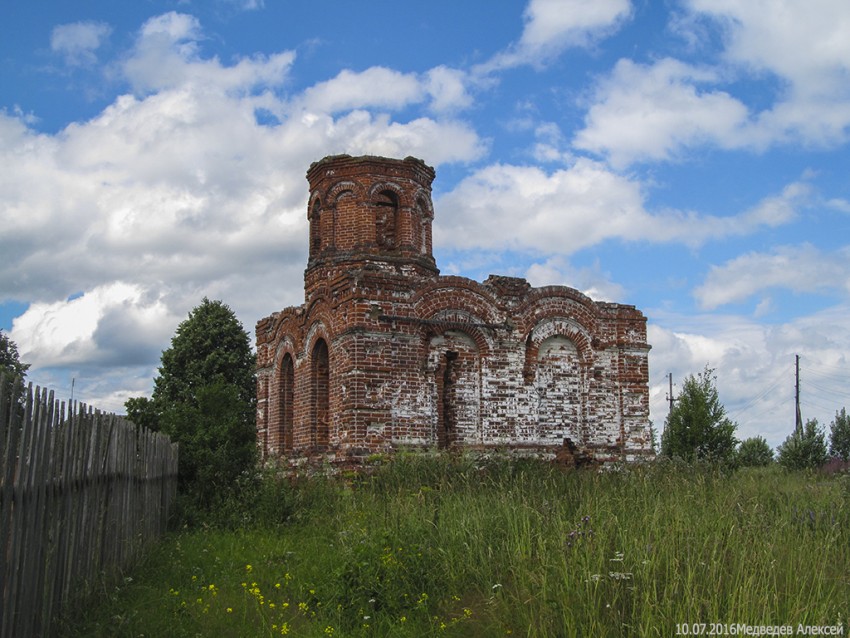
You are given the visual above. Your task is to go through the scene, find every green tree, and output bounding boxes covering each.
[124,396,160,432]
[1,329,29,381]
[126,298,257,511]
[161,381,257,510]
[828,407,850,461]
[736,436,774,467]
[1,330,29,420]
[152,298,255,408]
[777,418,828,471]
[660,366,738,464]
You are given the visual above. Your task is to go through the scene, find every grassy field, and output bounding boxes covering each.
[61,455,849,637]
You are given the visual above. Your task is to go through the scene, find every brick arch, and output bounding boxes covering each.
[420,310,493,357]
[326,179,366,203]
[273,332,300,364]
[269,309,302,346]
[416,303,491,449]
[516,289,600,337]
[303,318,332,359]
[413,188,434,217]
[412,279,504,331]
[368,181,409,207]
[522,284,597,311]
[522,318,594,383]
[307,190,323,215]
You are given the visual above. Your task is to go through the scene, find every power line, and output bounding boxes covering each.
[801,365,848,383]
[727,366,790,422]
[805,379,847,401]
[804,403,848,420]
[800,356,850,375]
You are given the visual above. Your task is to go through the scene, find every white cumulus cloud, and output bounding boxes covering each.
[435,160,807,254]
[525,256,625,301]
[574,58,750,166]
[694,244,850,310]
[10,283,176,368]
[479,0,633,71]
[685,0,850,147]
[51,21,112,66]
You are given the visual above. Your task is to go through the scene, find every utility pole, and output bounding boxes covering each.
[666,372,676,412]
[795,354,802,435]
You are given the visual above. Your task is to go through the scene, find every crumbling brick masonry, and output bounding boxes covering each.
[256,155,652,465]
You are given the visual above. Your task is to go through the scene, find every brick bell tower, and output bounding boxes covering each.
[304,155,439,302]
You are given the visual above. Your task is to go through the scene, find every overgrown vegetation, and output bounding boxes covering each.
[63,456,848,637]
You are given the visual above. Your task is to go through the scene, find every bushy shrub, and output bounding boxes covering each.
[736,436,774,467]
[777,419,828,471]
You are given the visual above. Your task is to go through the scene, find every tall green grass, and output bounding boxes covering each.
[63,456,849,637]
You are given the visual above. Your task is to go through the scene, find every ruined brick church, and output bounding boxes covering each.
[256,155,652,466]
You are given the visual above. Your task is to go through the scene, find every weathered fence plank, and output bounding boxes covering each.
[0,373,178,638]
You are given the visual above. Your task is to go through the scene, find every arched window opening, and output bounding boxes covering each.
[280,354,294,454]
[310,200,322,255]
[415,196,430,255]
[311,339,330,450]
[374,190,398,249]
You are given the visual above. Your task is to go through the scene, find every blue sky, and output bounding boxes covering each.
[2,0,849,449]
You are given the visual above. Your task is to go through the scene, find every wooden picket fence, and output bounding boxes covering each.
[0,373,179,638]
